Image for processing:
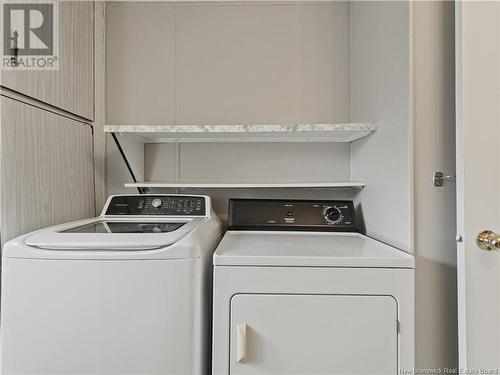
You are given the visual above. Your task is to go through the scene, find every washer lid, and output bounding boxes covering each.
[24,217,205,251]
[213,231,414,268]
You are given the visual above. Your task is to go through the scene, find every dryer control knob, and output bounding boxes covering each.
[151,198,163,209]
[322,206,343,225]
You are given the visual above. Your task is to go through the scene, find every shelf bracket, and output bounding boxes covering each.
[111,133,148,194]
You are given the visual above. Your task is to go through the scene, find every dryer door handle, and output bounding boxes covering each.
[236,323,247,363]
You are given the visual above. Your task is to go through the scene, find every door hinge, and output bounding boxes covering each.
[433,171,456,187]
[396,320,401,334]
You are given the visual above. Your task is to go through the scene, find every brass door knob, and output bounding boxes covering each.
[476,230,500,250]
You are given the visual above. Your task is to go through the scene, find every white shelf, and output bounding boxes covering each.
[105,123,376,143]
[124,181,367,189]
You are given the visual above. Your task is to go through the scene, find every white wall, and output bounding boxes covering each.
[350,1,411,252]
[105,2,414,249]
[105,1,415,248]
[105,1,357,210]
[145,143,350,183]
[414,1,457,370]
[106,1,351,125]
[142,141,354,220]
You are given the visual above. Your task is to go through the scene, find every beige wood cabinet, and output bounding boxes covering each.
[1,1,94,120]
[0,96,95,247]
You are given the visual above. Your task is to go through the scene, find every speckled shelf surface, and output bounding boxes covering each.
[105,123,375,133]
[104,123,376,142]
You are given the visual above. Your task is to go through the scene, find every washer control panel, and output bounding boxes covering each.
[228,199,357,232]
[105,195,206,216]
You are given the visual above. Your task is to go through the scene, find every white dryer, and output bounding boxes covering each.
[1,194,222,375]
[212,199,414,375]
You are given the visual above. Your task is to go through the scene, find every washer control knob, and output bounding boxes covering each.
[151,198,163,209]
[322,206,343,225]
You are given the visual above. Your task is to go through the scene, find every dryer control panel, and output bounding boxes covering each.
[228,199,357,232]
[105,195,206,216]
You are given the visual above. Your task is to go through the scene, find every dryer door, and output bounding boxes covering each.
[230,294,398,375]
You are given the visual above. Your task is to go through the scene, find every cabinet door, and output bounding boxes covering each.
[0,96,95,246]
[230,294,398,375]
[1,2,94,120]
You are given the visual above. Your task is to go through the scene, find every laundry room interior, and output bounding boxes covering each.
[105,1,455,368]
[106,0,411,249]
[0,1,463,374]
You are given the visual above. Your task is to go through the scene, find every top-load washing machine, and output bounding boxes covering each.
[1,194,222,375]
[212,199,414,375]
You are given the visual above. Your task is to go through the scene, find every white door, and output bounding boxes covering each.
[456,1,500,370]
[230,294,398,375]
